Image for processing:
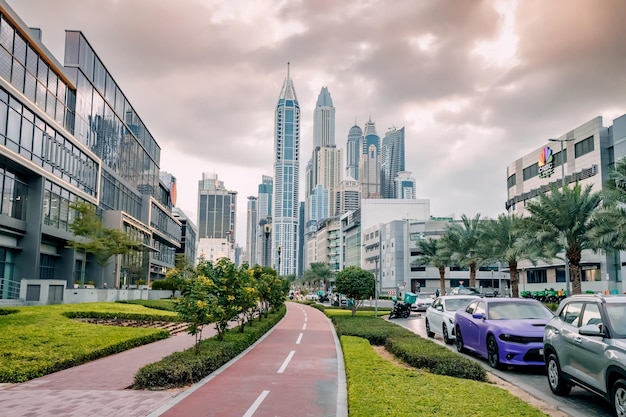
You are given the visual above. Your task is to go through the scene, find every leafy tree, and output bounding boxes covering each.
[196,258,244,341]
[303,262,333,292]
[334,266,375,316]
[525,183,602,295]
[67,201,141,287]
[153,268,187,298]
[252,265,278,319]
[440,214,485,288]
[176,276,215,353]
[412,238,451,295]
[479,214,541,298]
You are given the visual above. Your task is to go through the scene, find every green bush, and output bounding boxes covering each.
[386,336,486,381]
[0,308,18,316]
[116,299,178,312]
[328,313,486,382]
[63,310,181,322]
[133,306,286,389]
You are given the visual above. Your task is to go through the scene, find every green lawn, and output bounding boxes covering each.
[0,303,176,382]
[343,336,548,417]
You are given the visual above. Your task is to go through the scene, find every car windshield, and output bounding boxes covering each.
[487,301,554,320]
[605,304,626,338]
[445,298,476,312]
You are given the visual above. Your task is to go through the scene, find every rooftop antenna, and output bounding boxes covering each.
[287,61,290,80]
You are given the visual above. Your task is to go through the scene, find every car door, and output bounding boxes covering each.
[553,301,584,377]
[464,300,486,350]
[428,298,444,336]
[566,302,607,391]
[456,300,478,346]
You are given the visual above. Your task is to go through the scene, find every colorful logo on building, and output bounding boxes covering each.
[538,146,554,178]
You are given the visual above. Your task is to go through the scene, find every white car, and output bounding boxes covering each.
[424,295,480,344]
[410,293,435,311]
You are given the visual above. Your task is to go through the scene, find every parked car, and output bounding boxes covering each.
[454,297,554,369]
[425,295,480,344]
[305,293,318,301]
[543,294,626,416]
[449,286,482,296]
[411,292,435,312]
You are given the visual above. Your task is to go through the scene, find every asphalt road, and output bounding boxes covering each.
[392,312,613,417]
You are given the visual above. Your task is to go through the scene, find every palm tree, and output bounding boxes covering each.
[302,262,334,292]
[479,213,541,298]
[441,214,485,288]
[412,238,451,295]
[525,183,602,295]
[589,156,626,250]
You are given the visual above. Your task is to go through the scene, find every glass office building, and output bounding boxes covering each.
[0,1,181,299]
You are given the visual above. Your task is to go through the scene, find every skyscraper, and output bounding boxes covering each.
[313,86,335,148]
[346,123,362,180]
[256,175,273,266]
[359,117,381,199]
[272,64,300,276]
[245,196,257,266]
[394,171,416,199]
[381,126,405,198]
[197,172,237,261]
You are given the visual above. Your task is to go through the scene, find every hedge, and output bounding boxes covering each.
[63,311,181,322]
[116,299,178,312]
[328,313,486,382]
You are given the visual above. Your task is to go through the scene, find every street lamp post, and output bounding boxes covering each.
[277,245,282,276]
[549,138,575,296]
[374,257,379,317]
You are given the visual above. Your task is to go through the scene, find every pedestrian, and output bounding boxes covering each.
[435,288,440,297]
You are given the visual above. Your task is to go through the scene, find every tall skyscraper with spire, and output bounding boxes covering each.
[272,64,300,276]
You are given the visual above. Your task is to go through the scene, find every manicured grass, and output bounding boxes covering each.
[343,336,548,417]
[0,302,177,382]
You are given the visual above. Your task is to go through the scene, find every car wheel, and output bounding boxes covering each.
[487,335,501,369]
[442,323,452,345]
[546,353,571,396]
[425,319,435,338]
[613,378,626,417]
[455,325,466,353]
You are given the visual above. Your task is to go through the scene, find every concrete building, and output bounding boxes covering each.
[359,118,381,199]
[197,172,236,262]
[335,176,360,216]
[172,207,198,268]
[506,115,625,294]
[381,127,405,198]
[245,196,257,266]
[394,171,416,199]
[345,124,362,181]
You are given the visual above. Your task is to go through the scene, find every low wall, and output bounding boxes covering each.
[63,288,174,304]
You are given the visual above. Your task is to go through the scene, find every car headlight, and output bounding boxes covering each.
[499,334,524,343]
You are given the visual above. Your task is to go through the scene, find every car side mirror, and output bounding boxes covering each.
[472,313,486,320]
[437,305,443,311]
[579,323,605,337]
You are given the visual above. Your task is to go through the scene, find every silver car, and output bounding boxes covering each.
[424,295,479,344]
[543,294,626,417]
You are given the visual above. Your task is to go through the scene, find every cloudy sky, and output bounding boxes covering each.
[7,0,626,245]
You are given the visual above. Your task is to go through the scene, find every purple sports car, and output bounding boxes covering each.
[454,297,554,369]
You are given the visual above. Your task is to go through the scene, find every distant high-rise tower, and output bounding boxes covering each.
[313,86,335,148]
[197,172,237,262]
[394,171,416,199]
[381,126,405,198]
[346,123,362,180]
[272,64,300,276]
[359,118,381,199]
[256,176,273,267]
[246,196,257,266]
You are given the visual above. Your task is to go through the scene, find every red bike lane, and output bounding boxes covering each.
[152,302,346,417]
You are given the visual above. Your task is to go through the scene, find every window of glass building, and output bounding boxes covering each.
[574,136,594,158]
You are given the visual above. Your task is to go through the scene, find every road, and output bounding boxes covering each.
[392,312,613,417]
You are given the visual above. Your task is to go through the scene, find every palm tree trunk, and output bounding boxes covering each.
[569,250,582,295]
[509,260,519,298]
[469,262,477,288]
[438,266,446,294]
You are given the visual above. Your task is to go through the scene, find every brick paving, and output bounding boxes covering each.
[0,326,218,417]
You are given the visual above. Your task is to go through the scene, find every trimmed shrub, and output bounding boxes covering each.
[386,336,486,381]
[133,306,286,389]
[329,313,487,382]
[116,299,178,312]
[63,311,181,322]
[0,308,18,316]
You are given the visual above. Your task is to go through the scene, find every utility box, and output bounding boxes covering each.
[404,292,417,304]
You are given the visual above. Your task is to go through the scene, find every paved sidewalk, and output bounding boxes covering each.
[0,303,346,417]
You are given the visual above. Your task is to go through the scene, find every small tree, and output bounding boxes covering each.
[176,276,215,353]
[412,238,450,295]
[334,266,375,316]
[67,201,141,287]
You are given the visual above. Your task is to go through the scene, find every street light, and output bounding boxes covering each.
[277,245,282,276]
[548,137,575,296]
[374,257,379,317]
